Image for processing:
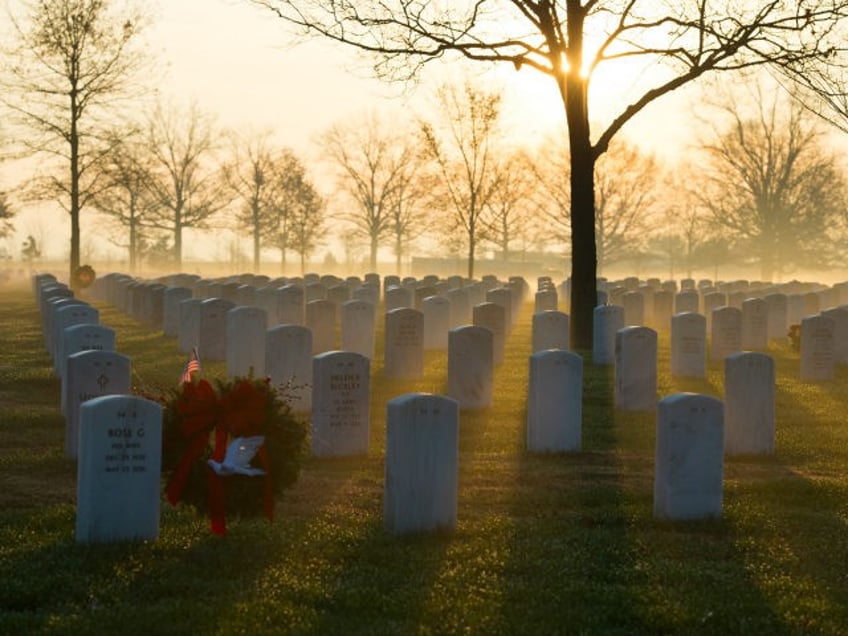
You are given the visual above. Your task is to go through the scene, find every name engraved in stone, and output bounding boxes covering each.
[330,373,360,391]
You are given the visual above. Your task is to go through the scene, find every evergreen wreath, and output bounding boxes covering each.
[158,375,306,535]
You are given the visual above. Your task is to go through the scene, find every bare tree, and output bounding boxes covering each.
[2,0,146,287]
[594,140,662,274]
[250,0,848,348]
[0,192,14,240]
[485,149,536,262]
[388,157,430,275]
[530,134,661,276]
[92,130,159,271]
[419,80,501,279]
[261,148,316,274]
[320,112,422,271]
[695,87,847,281]
[145,101,232,269]
[287,177,325,274]
[223,131,284,273]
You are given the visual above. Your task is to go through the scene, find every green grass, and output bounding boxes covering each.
[2,280,848,635]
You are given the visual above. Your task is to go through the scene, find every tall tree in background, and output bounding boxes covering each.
[320,112,420,271]
[287,177,325,273]
[696,88,847,281]
[419,80,501,279]
[251,0,848,348]
[263,148,315,273]
[224,131,280,273]
[485,149,536,262]
[593,140,662,274]
[0,192,15,240]
[145,101,231,269]
[2,0,145,287]
[92,130,158,271]
[388,156,429,275]
[530,134,660,275]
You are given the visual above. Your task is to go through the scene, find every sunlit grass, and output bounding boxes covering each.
[2,280,848,634]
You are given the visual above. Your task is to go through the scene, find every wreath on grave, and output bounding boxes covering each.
[73,264,96,289]
[158,375,307,536]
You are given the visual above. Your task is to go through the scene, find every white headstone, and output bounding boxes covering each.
[279,284,305,325]
[266,324,312,412]
[163,287,193,337]
[486,287,514,332]
[384,308,424,379]
[422,296,451,350]
[593,305,624,366]
[341,299,376,359]
[384,393,459,534]
[60,324,116,382]
[622,291,644,327]
[446,288,471,327]
[52,303,100,374]
[472,302,506,365]
[614,326,657,411]
[447,326,493,410]
[674,290,700,315]
[65,351,132,459]
[75,395,162,543]
[800,314,835,381]
[60,324,116,413]
[385,286,413,313]
[198,298,235,361]
[741,297,768,350]
[527,350,582,452]
[653,393,724,520]
[531,310,569,353]
[670,312,706,378]
[710,306,742,361]
[226,306,267,378]
[821,307,848,365]
[306,299,336,354]
[177,298,201,353]
[534,288,558,313]
[765,293,788,340]
[311,351,370,457]
[724,352,775,455]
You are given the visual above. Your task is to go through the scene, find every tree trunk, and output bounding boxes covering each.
[174,205,183,269]
[129,215,137,272]
[395,233,402,275]
[370,234,378,271]
[253,202,261,273]
[467,234,475,279]
[69,96,80,289]
[563,4,597,351]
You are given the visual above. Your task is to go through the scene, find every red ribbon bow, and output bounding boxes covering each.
[165,379,273,536]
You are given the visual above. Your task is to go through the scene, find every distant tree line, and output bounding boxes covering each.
[1,0,847,305]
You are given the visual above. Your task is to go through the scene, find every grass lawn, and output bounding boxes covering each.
[2,279,848,635]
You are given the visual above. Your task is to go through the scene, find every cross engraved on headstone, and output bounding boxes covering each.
[97,374,109,390]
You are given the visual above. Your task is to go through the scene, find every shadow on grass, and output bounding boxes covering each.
[499,355,791,634]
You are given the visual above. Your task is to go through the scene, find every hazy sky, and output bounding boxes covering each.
[3,0,698,262]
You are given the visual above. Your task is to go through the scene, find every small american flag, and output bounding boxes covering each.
[180,347,201,385]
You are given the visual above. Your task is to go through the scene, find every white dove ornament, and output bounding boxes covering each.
[207,436,267,476]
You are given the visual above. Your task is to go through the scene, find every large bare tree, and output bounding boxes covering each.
[145,101,231,269]
[530,134,660,276]
[485,149,537,262]
[2,0,146,287]
[320,112,422,271]
[695,88,847,281]
[419,80,501,279]
[223,131,283,273]
[249,0,848,348]
[92,130,159,271]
